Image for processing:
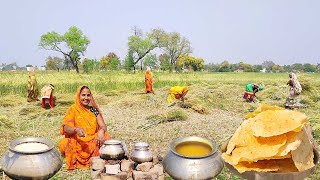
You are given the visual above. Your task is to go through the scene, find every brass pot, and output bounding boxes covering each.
[163,136,224,180]
[99,140,125,160]
[0,137,62,180]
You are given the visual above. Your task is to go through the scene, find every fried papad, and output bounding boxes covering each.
[291,127,315,171]
[234,160,279,174]
[245,104,284,119]
[249,110,307,137]
[222,121,287,165]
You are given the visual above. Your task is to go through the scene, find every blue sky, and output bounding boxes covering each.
[1,0,319,66]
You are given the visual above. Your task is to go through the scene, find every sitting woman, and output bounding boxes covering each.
[58,85,110,170]
[167,86,189,105]
[243,83,263,102]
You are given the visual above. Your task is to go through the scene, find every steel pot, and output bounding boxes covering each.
[0,137,62,180]
[163,136,224,180]
[99,140,125,160]
[131,142,153,163]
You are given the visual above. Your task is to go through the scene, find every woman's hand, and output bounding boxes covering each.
[96,129,105,147]
[74,127,86,137]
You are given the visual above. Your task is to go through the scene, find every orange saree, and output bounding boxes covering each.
[58,86,110,170]
[145,69,153,93]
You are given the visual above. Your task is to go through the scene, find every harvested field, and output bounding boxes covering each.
[0,72,319,179]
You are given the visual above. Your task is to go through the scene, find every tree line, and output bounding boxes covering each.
[3,26,319,73]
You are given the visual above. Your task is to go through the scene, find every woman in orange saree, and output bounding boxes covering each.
[58,85,110,170]
[145,67,153,93]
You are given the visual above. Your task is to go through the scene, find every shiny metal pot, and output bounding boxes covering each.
[0,137,62,180]
[131,142,153,163]
[163,136,224,180]
[99,140,125,160]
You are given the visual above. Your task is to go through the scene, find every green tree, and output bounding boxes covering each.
[159,31,192,70]
[219,60,231,72]
[177,55,204,71]
[82,58,99,73]
[303,63,317,72]
[100,52,120,71]
[127,27,162,71]
[262,60,275,72]
[124,50,134,71]
[109,57,121,70]
[39,26,90,73]
[159,54,171,71]
[45,56,64,71]
[143,54,158,69]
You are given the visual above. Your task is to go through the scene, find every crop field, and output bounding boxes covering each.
[0,71,319,179]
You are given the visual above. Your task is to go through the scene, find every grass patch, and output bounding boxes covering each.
[138,110,188,130]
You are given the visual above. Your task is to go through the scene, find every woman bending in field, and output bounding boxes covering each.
[58,85,110,170]
[243,83,263,102]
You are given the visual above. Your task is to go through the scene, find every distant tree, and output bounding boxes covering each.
[127,27,164,71]
[159,54,171,71]
[262,60,275,72]
[109,57,121,70]
[45,56,64,71]
[39,26,90,73]
[303,63,317,72]
[177,55,204,71]
[100,52,120,71]
[283,65,292,72]
[159,31,192,70]
[26,64,33,67]
[219,60,231,72]
[291,63,304,72]
[143,54,158,69]
[205,63,220,72]
[271,64,284,73]
[124,50,135,71]
[82,58,99,73]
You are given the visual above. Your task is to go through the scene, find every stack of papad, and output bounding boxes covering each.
[222,104,316,174]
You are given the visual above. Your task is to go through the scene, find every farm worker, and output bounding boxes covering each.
[145,67,154,93]
[41,84,55,109]
[168,86,189,104]
[285,72,302,109]
[27,68,39,102]
[58,85,110,170]
[243,83,263,102]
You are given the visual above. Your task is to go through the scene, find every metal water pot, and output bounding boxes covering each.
[163,136,224,180]
[131,142,153,163]
[0,137,62,180]
[99,140,126,160]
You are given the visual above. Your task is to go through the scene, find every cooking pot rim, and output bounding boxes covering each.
[169,136,217,159]
[103,139,122,145]
[9,137,54,154]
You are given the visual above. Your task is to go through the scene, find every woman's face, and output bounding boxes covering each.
[80,88,91,107]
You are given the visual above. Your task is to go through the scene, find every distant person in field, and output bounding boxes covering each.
[145,67,154,94]
[58,85,110,170]
[243,83,263,102]
[168,86,189,106]
[41,84,55,109]
[27,69,39,102]
[285,72,302,109]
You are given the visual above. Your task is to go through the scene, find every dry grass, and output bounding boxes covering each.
[0,72,320,179]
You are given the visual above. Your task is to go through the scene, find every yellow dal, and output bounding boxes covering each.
[175,141,212,157]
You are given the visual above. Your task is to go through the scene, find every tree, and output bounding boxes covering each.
[143,54,158,69]
[39,26,90,73]
[127,27,163,71]
[303,63,317,72]
[159,54,171,71]
[219,60,231,72]
[82,58,99,73]
[159,31,192,70]
[124,50,134,71]
[45,56,64,71]
[262,60,275,72]
[100,52,120,71]
[177,55,205,71]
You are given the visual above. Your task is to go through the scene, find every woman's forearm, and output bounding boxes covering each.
[63,125,76,135]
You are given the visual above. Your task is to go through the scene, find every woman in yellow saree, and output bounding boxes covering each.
[58,85,110,170]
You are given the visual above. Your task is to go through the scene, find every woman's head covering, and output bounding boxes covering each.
[75,85,104,121]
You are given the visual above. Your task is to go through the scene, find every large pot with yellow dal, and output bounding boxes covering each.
[163,136,224,179]
[221,104,319,180]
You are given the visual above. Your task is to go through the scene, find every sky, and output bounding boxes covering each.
[1,0,320,67]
